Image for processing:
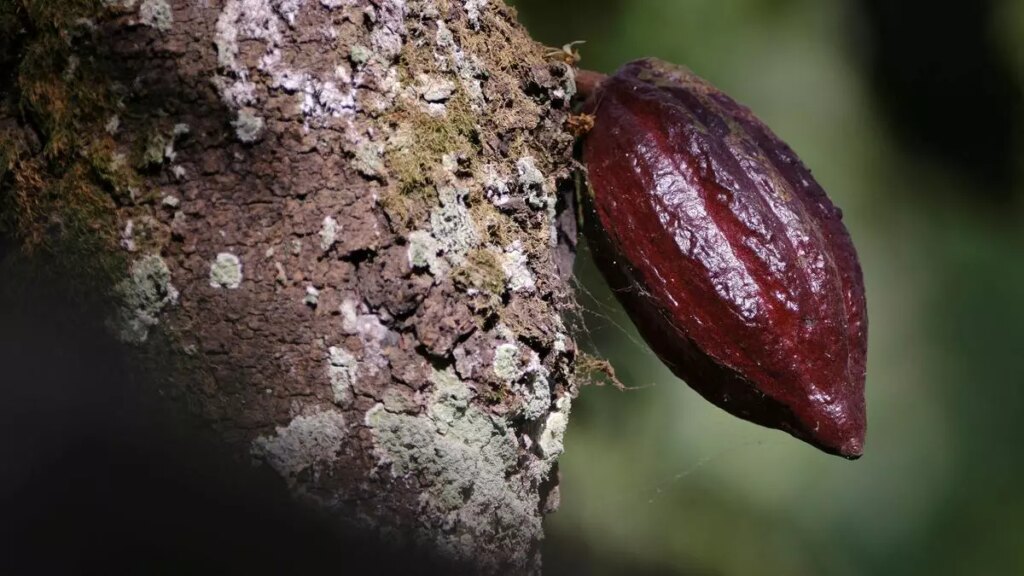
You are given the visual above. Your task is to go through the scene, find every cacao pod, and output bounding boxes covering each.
[580,58,867,459]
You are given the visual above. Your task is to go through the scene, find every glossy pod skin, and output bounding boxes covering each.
[580,58,867,459]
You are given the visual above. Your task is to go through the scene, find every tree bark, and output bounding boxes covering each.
[1,0,578,573]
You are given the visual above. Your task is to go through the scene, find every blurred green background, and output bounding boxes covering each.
[509,0,1024,574]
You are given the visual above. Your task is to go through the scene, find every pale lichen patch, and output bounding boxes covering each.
[406,230,445,276]
[481,163,511,207]
[213,0,357,127]
[350,44,373,66]
[251,409,347,481]
[304,285,321,307]
[417,74,455,103]
[139,0,173,32]
[464,0,488,29]
[328,346,357,406]
[537,396,570,459]
[492,342,521,383]
[337,299,391,376]
[518,352,552,422]
[110,254,179,344]
[351,140,386,179]
[516,155,544,188]
[364,368,540,564]
[319,215,339,252]
[232,108,265,143]
[492,341,552,421]
[502,241,535,294]
[120,219,136,252]
[209,252,243,289]
[430,186,477,265]
[214,0,281,75]
[104,115,120,135]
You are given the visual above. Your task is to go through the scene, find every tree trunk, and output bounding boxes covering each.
[0,0,578,573]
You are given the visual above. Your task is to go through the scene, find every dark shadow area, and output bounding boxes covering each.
[0,8,476,573]
[857,0,1021,203]
[0,263,470,576]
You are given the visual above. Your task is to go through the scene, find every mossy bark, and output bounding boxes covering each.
[0,1,577,573]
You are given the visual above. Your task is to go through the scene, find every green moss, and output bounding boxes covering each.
[134,130,168,169]
[0,154,126,303]
[17,0,111,159]
[1,1,135,298]
[386,88,478,191]
[380,181,436,234]
[87,140,138,197]
[380,41,482,231]
[453,248,505,296]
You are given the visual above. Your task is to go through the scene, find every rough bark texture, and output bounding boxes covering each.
[0,0,577,573]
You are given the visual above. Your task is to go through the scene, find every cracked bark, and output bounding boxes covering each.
[1,1,578,573]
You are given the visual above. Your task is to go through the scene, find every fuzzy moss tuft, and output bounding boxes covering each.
[1,0,130,299]
[452,248,505,296]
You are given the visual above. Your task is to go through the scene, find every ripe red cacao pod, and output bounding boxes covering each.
[580,58,867,459]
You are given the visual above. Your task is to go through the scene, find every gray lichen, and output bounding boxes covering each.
[349,44,373,66]
[518,366,552,422]
[139,0,173,32]
[120,219,136,252]
[537,396,570,459]
[319,215,339,252]
[406,230,445,276]
[328,345,357,406]
[430,186,478,265]
[304,285,320,307]
[493,342,553,421]
[492,342,521,383]
[502,241,536,295]
[209,252,243,289]
[351,141,386,179]
[232,108,265,143]
[364,368,541,565]
[464,0,488,29]
[417,74,455,103]
[337,300,391,377]
[251,409,348,481]
[111,254,179,344]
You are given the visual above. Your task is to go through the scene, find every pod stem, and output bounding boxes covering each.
[575,69,609,100]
